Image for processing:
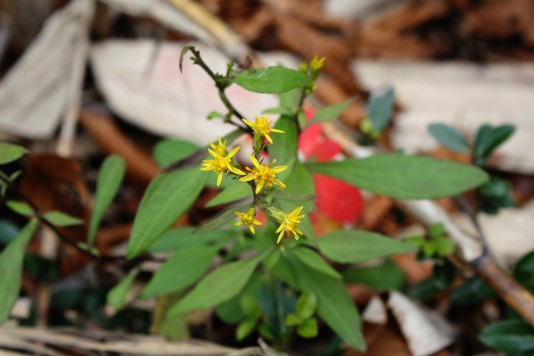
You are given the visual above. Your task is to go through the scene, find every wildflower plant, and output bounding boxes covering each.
[0,46,491,351]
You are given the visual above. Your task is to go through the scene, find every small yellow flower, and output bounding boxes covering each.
[201,137,245,186]
[239,155,287,194]
[242,116,284,144]
[235,208,262,234]
[310,55,326,72]
[276,206,305,244]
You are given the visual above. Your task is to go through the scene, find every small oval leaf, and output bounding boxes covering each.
[0,143,27,165]
[44,211,83,227]
[428,123,470,153]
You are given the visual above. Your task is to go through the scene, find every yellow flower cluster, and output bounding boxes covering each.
[200,115,304,244]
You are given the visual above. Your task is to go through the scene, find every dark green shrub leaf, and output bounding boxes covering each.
[409,261,456,300]
[342,259,406,291]
[479,319,534,353]
[450,278,495,306]
[297,318,318,338]
[206,182,251,208]
[318,230,416,264]
[0,143,27,165]
[44,211,83,227]
[107,268,139,313]
[126,167,206,259]
[292,247,341,279]
[367,86,395,133]
[306,154,489,199]
[6,201,33,216]
[478,176,515,215]
[0,219,20,245]
[88,155,126,245]
[153,139,199,168]
[513,251,534,290]
[234,67,311,94]
[474,124,515,164]
[0,220,38,325]
[428,123,470,153]
[168,255,262,317]
[141,245,219,299]
[309,98,352,126]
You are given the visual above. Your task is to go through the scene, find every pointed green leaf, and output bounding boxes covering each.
[318,230,416,263]
[234,67,311,94]
[367,86,395,132]
[306,154,489,199]
[309,98,352,126]
[0,143,27,165]
[168,255,262,317]
[236,318,257,341]
[0,220,38,325]
[195,204,249,234]
[6,201,33,216]
[88,155,126,245]
[206,182,251,208]
[428,123,469,153]
[153,139,199,168]
[342,259,406,290]
[285,313,303,326]
[142,245,218,298]
[287,255,365,351]
[107,268,139,313]
[44,211,83,227]
[479,319,534,353]
[148,227,234,253]
[127,167,206,259]
[292,248,341,279]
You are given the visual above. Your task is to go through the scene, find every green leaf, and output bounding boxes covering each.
[479,319,534,353]
[148,227,234,253]
[106,268,139,313]
[43,211,83,227]
[0,220,38,325]
[474,124,515,164]
[286,255,365,351]
[278,161,315,240]
[0,219,20,245]
[295,291,318,320]
[153,139,199,168]
[0,143,27,165]
[6,201,33,216]
[342,259,406,291]
[126,167,206,259]
[236,318,257,340]
[449,277,494,306]
[292,248,341,279]
[318,230,416,264]
[309,98,352,126]
[513,251,534,290]
[168,255,262,317]
[269,115,298,168]
[234,67,311,94]
[297,318,318,338]
[428,123,470,153]
[409,261,456,300]
[141,245,218,299]
[205,182,251,208]
[367,86,395,132]
[285,313,303,326]
[194,205,249,234]
[306,154,489,199]
[88,155,126,245]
